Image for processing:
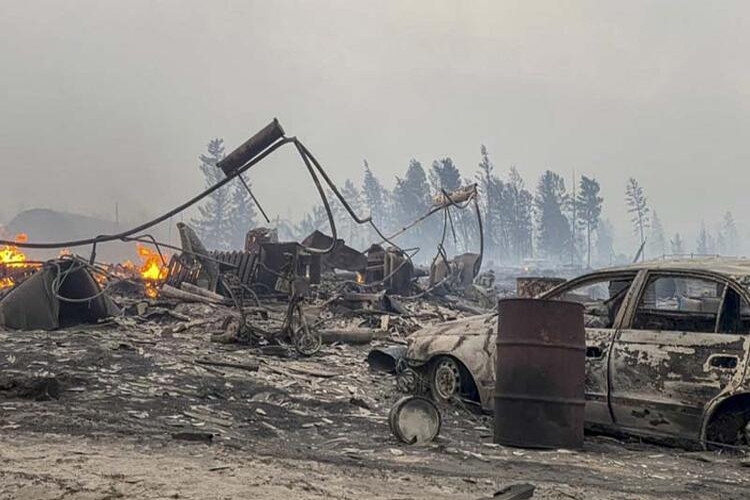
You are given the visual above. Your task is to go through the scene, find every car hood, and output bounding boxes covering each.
[410,313,496,339]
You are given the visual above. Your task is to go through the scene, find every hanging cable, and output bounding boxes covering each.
[0,137,293,249]
[1,124,483,288]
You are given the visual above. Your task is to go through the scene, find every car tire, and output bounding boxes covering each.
[706,407,750,446]
[429,356,463,403]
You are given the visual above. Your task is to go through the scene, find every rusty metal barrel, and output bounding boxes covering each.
[494,298,585,449]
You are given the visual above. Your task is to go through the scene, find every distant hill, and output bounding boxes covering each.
[4,209,134,262]
[7,209,117,242]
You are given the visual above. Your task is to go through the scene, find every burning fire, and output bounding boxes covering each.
[0,233,170,298]
[0,233,40,289]
[136,244,169,298]
[0,233,169,298]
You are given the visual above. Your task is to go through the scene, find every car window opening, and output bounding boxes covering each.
[632,275,750,334]
[555,278,634,329]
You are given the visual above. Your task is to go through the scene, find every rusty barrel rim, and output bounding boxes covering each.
[498,296,585,308]
[389,395,441,444]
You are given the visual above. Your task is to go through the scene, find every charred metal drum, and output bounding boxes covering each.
[389,396,441,444]
[494,298,585,449]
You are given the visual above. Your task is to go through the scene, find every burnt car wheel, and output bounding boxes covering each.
[430,356,462,403]
[706,407,750,447]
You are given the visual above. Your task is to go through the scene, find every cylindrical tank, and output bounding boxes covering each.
[494,298,585,449]
[217,118,285,175]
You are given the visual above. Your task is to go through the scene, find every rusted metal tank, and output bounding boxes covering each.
[494,298,585,449]
[217,118,285,175]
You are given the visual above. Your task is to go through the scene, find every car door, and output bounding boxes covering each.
[609,271,750,440]
[546,271,638,426]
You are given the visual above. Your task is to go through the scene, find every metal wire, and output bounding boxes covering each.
[49,257,123,303]
[2,130,484,306]
[0,137,294,249]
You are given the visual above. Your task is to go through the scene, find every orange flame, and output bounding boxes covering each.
[0,233,39,289]
[136,244,169,298]
[0,235,171,297]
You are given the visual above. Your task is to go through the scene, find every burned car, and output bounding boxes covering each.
[406,259,750,446]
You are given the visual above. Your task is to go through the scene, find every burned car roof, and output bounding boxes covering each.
[599,257,750,286]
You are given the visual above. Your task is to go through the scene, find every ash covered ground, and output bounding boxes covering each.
[0,296,748,500]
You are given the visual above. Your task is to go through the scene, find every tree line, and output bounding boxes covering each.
[623,176,741,259]
[192,138,741,267]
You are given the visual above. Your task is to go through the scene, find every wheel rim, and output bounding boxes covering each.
[295,330,321,356]
[433,359,460,400]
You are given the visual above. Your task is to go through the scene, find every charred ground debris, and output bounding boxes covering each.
[0,121,748,499]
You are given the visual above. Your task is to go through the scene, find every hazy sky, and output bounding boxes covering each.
[1,1,749,252]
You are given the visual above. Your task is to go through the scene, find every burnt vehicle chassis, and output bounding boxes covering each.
[406,259,750,448]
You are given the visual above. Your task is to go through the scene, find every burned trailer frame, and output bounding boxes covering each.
[301,230,366,275]
[406,260,750,447]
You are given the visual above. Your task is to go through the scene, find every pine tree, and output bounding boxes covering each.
[475,146,500,260]
[596,219,615,266]
[568,172,580,265]
[362,160,388,231]
[649,210,667,258]
[576,175,603,268]
[294,205,330,239]
[504,166,533,264]
[535,171,572,263]
[707,232,717,254]
[227,182,257,249]
[671,233,684,255]
[721,211,740,255]
[696,222,710,254]
[340,179,363,248]
[625,177,650,260]
[717,225,727,256]
[325,187,347,241]
[392,160,433,252]
[191,139,233,250]
[429,158,462,193]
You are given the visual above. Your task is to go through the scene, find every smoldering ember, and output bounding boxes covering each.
[2,5,750,500]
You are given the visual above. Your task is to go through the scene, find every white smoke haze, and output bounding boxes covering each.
[1,1,749,259]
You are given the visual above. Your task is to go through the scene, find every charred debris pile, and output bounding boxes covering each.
[0,119,498,354]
